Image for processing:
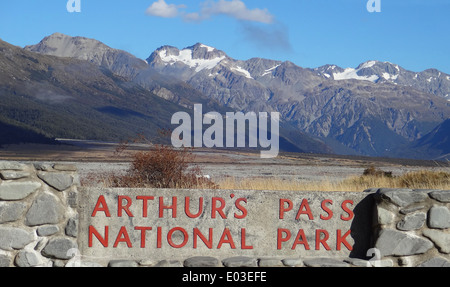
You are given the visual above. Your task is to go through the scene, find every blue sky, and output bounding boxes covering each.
[0,0,449,73]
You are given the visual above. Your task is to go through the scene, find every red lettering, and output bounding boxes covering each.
[91,195,111,217]
[113,226,132,248]
[167,227,189,248]
[296,199,314,220]
[337,229,353,251]
[159,197,177,218]
[185,197,203,218]
[277,228,291,250]
[89,225,108,247]
[341,200,354,221]
[292,229,310,250]
[279,199,293,219]
[320,199,333,220]
[315,229,331,250]
[118,196,134,217]
[194,228,213,249]
[211,197,226,219]
[193,228,213,249]
[217,228,236,249]
[157,227,162,248]
[136,196,154,217]
[241,228,253,250]
[234,198,248,219]
[134,226,152,248]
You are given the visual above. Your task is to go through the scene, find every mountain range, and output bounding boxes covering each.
[1,32,449,160]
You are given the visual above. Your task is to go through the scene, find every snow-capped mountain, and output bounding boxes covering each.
[151,43,226,73]
[19,34,450,158]
[147,44,450,157]
[314,60,450,100]
[148,43,257,81]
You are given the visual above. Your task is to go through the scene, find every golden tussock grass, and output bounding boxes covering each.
[81,144,450,192]
[216,170,450,192]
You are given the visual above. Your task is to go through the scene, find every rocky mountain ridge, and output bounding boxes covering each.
[17,33,450,159]
[146,42,450,157]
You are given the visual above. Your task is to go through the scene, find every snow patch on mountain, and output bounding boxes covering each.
[261,64,281,77]
[230,65,253,79]
[359,60,377,69]
[382,72,398,81]
[159,49,225,72]
[333,67,379,82]
[200,44,215,52]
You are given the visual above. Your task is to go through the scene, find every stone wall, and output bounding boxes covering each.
[0,161,79,267]
[373,188,450,267]
[0,160,449,267]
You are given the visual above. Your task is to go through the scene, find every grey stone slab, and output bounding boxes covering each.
[26,193,65,226]
[375,229,434,256]
[0,161,27,171]
[344,258,371,267]
[41,238,78,260]
[67,191,78,208]
[417,257,450,267]
[259,258,284,267]
[0,181,41,201]
[33,163,53,171]
[0,202,27,223]
[222,256,258,267]
[65,217,78,238]
[428,205,450,229]
[37,225,60,237]
[154,260,183,267]
[0,171,30,180]
[400,205,427,215]
[0,227,34,251]
[14,250,42,267]
[0,254,12,267]
[282,258,303,267]
[429,190,450,203]
[53,164,77,172]
[37,172,74,191]
[184,256,221,267]
[303,258,350,267]
[378,189,428,207]
[78,188,370,262]
[108,260,139,267]
[363,188,379,193]
[376,206,395,225]
[139,259,158,267]
[396,212,426,231]
[423,229,450,254]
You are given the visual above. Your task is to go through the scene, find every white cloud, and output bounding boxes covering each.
[146,0,274,24]
[200,0,274,24]
[145,0,186,18]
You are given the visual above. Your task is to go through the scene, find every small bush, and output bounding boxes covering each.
[110,144,217,189]
[363,166,393,178]
[81,132,217,189]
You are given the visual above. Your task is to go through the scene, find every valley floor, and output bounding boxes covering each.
[1,140,448,191]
